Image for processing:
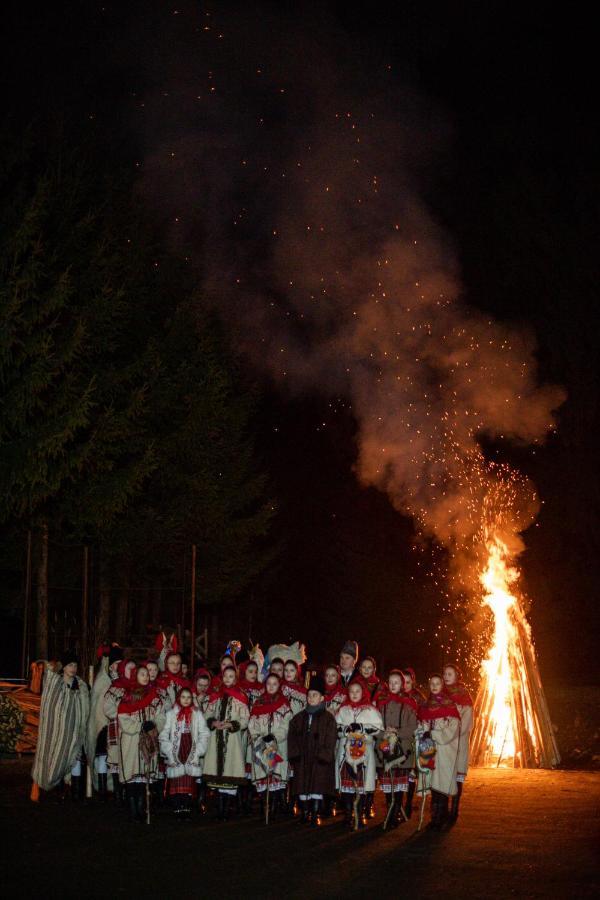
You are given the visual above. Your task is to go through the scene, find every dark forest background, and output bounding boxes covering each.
[0,2,597,684]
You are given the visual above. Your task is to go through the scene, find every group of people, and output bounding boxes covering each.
[31,636,473,831]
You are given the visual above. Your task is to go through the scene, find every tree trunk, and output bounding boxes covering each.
[35,523,49,659]
[115,568,130,644]
[97,551,111,642]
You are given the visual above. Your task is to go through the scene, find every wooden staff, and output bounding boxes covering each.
[265,772,271,825]
[86,663,94,798]
[383,765,396,830]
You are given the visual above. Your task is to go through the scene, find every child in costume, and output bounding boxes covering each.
[203,665,249,821]
[376,669,418,824]
[418,674,461,829]
[159,686,210,819]
[335,680,383,827]
[288,674,338,826]
[248,673,292,817]
[323,665,347,714]
[443,663,474,822]
[282,659,307,716]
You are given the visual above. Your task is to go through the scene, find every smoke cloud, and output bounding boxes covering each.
[132,4,565,587]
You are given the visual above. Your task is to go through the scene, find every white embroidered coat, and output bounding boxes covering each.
[159,706,210,778]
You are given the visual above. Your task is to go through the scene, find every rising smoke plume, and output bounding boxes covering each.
[132,4,565,590]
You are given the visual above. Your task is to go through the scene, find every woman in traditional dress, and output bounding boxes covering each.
[418,673,461,829]
[376,669,418,824]
[156,652,190,708]
[209,654,238,691]
[443,662,474,822]
[103,657,135,795]
[356,656,381,703]
[248,673,292,817]
[288,674,338,826]
[402,667,426,706]
[335,681,383,827]
[31,651,90,801]
[193,668,213,715]
[159,687,210,818]
[117,664,166,822]
[203,665,249,821]
[323,665,347,714]
[269,657,285,678]
[282,659,307,716]
[239,660,264,709]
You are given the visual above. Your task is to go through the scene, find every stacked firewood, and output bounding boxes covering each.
[0,682,40,754]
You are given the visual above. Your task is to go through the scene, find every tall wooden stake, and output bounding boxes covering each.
[21,530,32,679]
[190,544,197,670]
[82,546,89,670]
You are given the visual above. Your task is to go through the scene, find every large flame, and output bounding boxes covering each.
[471,535,560,768]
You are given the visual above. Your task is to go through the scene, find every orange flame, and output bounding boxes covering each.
[472,535,560,768]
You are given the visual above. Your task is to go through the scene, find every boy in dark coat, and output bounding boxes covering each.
[287,674,338,826]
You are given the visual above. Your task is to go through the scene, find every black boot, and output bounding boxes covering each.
[437,792,449,828]
[405,781,415,819]
[311,798,322,827]
[428,790,440,829]
[395,790,406,824]
[384,792,398,829]
[197,783,207,815]
[366,792,375,819]
[222,793,231,822]
[213,792,225,821]
[97,772,108,801]
[359,795,368,828]
[344,794,354,829]
[297,798,308,824]
[136,784,146,823]
[127,784,142,823]
[70,775,82,802]
[449,781,462,823]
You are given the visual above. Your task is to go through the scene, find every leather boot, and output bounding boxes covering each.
[359,795,368,828]
[311,798,322,827]
[70,776,82,802]
[222,793,231,822]
[405,781,415,819]
[344,794,354,829]
[97,772,108,801]
[428,790,440,829]
[197,783,207,815]
[126,784,141,822]
[297,799,308,824]
[395,790,406,824]
[384,792,398,828]
[135,784,146,822]
[449,781,462,822]
[213,792,225,821]
[366,792,375,819]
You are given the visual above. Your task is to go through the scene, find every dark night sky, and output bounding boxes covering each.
[4,2,598,682]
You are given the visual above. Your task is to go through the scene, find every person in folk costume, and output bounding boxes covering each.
[355,656,381,703]
[335,680,383,827]
[402,667,426,706]
[139,659,169,802]
[159,687,210,819]
[282,659,308,716]
[287,674,338,826]
[155,630,178,671]
[269,657,285,678]
[248,673,292,818]
[103,656,135,796]
[117,664,166,822]
[418,674,461,830]
[239,659,266,813]
[339,640,360,688]
[85,644,114,800]
[443,663,474,822]
[203,665,250,821]
[31,650,90,801]
[193,669,213,715]
[191,668,213,812]
[324,665,347,714]
[181,662,190,680]
[209,653,238,691]
[156,652,191,708]
[239,660,265,710]
[144,660,160,686]
[376,669,418,824]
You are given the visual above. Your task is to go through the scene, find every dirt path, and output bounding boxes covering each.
[1,763,597,898]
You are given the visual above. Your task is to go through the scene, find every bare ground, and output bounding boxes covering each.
[0,762,598,899]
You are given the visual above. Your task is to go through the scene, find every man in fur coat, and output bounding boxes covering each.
[287,674,338,826]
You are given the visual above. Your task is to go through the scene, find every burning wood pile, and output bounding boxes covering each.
[470,536,560,768]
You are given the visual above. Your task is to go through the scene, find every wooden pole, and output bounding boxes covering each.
[86,664,94,798]
[82,546,89,670]
[190,544,197,670]
[21,530,32,679]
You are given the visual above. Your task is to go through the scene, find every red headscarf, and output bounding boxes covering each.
[175,688,195,724]
[118,668,160,715]
[157,654,191,692]
[418,690,460,722]
[112,659,137,690]
[340,683,371,711]
[250,678,289,718]
[208,682,249,706]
